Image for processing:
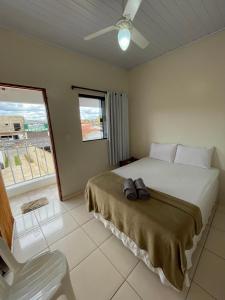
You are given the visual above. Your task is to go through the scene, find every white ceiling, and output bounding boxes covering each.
[0,0,225,69]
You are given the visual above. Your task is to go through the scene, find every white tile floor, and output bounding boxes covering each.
[10,184,225,300]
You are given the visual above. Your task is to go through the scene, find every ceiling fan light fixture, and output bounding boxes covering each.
[118,28,131,51]
[84,0,149,51]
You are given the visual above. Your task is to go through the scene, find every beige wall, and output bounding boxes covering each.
[129,30,225,203]
[1,27,225,202]
[0,86,43,104]
[0,28,128,199]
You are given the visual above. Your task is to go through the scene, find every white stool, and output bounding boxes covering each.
[0,238,76,300]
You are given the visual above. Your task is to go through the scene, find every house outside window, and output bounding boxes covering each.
[78,94,107,142]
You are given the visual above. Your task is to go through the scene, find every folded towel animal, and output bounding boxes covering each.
[123,178,137,200]
[134,178,150,199]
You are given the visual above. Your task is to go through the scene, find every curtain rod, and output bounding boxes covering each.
[71,85,107,94]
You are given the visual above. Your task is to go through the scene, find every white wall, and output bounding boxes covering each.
[0,28,128,199]
[128,30,225,203]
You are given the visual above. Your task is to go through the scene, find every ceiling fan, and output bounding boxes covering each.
[84,0,149,51]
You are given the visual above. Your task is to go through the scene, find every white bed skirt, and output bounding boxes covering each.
[94,209,215,291]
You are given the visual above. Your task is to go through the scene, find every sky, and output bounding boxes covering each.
[0,101,47,122]
[79,106,102,120]
[0,101,101,122]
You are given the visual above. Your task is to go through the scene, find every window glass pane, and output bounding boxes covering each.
[79,96,104,141]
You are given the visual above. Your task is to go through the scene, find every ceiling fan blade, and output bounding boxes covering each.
[123,0,142,21]
[84,26,117,40]
[131,27,149,49]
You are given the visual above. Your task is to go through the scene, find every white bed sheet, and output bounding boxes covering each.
[94,157,220,289]
[113,157,219,226]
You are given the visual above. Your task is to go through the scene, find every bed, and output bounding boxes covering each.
[86,157,219,290]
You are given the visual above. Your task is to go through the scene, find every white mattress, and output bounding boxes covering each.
[113,157,219,226]
[95,158,219,289]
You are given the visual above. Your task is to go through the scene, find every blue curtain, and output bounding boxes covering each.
[106,91,129,165]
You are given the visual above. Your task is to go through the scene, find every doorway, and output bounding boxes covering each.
[0,83,62,221]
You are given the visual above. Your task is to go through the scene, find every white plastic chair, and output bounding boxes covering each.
[0,238,76,300]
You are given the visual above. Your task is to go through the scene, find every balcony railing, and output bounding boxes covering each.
[0,137,55,187]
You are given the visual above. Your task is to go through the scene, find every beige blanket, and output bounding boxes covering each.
[85,171,203,290]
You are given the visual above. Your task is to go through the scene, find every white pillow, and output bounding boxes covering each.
[174,145,214,168]
[150,143,177,163]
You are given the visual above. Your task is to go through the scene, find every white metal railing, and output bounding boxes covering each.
[0,137,55,187]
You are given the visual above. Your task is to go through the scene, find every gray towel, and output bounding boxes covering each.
[134,178,150,199]
[123,178,137,200]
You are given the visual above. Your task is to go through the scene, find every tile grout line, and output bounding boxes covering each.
[99,244,139,280]
[81,217,112,244]
[34,203,89,244]
[10,192,84,223]
[78,224,122,277]
[15,210,69,241]
[47,223,83,248]
[68,220,143,299]
[81,215,197,299]
[90,215,209,300]
[34,209,65,246]
[51,213,142,299]
[192,281,217,299]
[68,245,141,300]
[13,195,222,299]
[80,223,139,282]
[70,215,94,227]
[81,217,142,280]
[82,227,113,249]
[211,224,225,233]
[68,241,119,276]
[95,234,142,298]
[109,279,131,300]
[61,200,84,212]
[210,225,225,234]
[29,203,95,251]
[49,222,99,271]
[11,187,59,245]
[108,277,126,299]
[185,235,213,298]
[33,211,51,248]
[13,212,40,239]
[69,247,98,273]
[185,205,218,300]
[35,210,68,225]
[30,246,51,260]
[126,280,143,300]
[108,259,142,300]
[204,247,225,261]
[13,199,90,263]
[33,208,82,248]
[67,206,94,226]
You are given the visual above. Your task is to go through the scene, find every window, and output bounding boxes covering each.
[13,123,21,131]
[79,94,107,142]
